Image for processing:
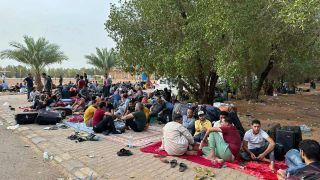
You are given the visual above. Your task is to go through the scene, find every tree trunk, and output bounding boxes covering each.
[254,57,274,99]
[35,69,43,91]
[199,71,218,104]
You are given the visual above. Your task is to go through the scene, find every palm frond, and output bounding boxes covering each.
[85,48,116,74]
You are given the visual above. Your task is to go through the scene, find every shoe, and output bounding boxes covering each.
[117,148,133,156]
[170,159,178,168]
[179,163,188,172]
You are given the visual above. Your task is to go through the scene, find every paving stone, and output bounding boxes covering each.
[60,153,72,161]
[54,156,63,163]
[31,136,46,144]
[73,170,87,179]
[79,167,98,177]
[17,126,30,132]
[26,133,38,139]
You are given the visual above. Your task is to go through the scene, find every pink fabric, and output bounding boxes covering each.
[140,141,287,180]
[68,115,83,122]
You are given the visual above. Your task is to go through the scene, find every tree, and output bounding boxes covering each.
[85,48,116,75]
[106,0,320,102]
[106,0,220,103]
[0,36,68,90]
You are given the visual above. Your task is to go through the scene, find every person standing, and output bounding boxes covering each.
[42,73,52,93]
[23,73,33,100]
[103,74,112,97]
[59,75,63,86]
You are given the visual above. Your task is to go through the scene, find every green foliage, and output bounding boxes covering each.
[85,48,117,74]
[0,35,68,89]
[0,36,67,71]
[106,0,320,100]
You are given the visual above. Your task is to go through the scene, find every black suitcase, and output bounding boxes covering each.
[53,107,72,116]
[15,112,38,124]
[274,143,285,161]
[276,126,302,154]
[264,123,281,141]
[281,126,302,148]
[35,110,62,125]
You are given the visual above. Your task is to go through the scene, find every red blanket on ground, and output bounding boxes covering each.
[140,141,287,180]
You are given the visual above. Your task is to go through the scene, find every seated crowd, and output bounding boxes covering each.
[26,72,319,179]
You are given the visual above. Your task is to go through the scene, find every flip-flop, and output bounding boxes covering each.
[179,163,188,172]
[170,159,178,168]
[117,148,133,156]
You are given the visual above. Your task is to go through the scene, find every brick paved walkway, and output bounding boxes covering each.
[0,95,258,180]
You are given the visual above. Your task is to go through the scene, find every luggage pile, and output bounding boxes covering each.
[262,123,302,160]
[15,109,63,125]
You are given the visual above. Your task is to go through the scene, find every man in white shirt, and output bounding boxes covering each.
[158,114,195,156]
[213,111,229,137]
[241,119,276,171]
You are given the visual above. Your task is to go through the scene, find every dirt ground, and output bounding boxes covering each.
[229,83,320,142]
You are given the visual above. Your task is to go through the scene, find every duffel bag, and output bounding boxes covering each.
[35,110,62,125]
[15,112,38,124]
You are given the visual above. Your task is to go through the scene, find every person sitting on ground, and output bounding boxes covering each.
[277,139,320,179]
[199,116,241,163]
[213,111,229,137]
[71,94,86,112]
[158,114,195,156]
[114,93,130,117]
[194,111,212,142]
[91,101,106,127]
[182,108,196,135]
[112,89,121,108]
[240,119,276,171]
[121,102,146,132]
[124,100,135,115]
[149,96,166,123]
[83,99,98,127]
[105,97,115,115]
[87,96,97,106]
[31,94,46,110]
[44,93,56,107]
[28,87,40,102]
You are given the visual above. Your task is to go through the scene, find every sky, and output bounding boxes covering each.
[0,0,118,68]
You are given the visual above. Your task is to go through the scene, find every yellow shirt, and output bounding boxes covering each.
[194,119,212,136]
[83,105,97,124]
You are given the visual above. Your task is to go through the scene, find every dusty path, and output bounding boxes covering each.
[0,121,64,180]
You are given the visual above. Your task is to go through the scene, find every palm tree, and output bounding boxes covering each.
[85,48,116,75]
[0,36,68,90]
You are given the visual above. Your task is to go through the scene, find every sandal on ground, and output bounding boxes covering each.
[179,163,188,172]
[117,148,133,156]
[170,159,178,168]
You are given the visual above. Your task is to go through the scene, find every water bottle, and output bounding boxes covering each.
[128,134,133,148]
[43,151,49,161]
[166,116,169,123]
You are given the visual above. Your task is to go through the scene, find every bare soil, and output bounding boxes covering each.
[229,83,320,141]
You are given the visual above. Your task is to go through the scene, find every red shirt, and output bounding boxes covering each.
[220,126,241,157]
[92,109,105,127]
[78,79,86,89]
